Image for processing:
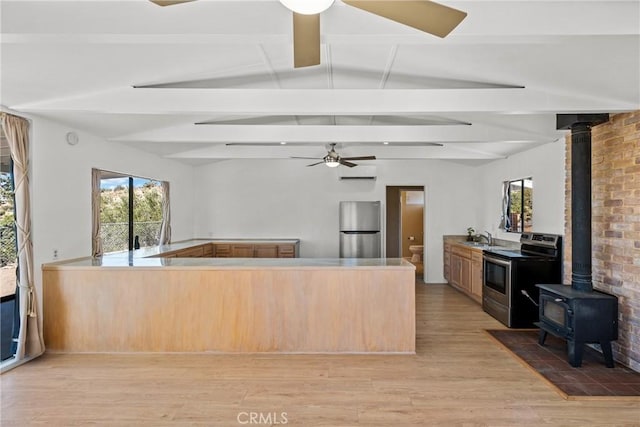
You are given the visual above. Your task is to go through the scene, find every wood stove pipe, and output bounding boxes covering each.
[557,114,609,292]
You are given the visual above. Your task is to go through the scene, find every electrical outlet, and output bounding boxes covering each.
[53,249,58,260]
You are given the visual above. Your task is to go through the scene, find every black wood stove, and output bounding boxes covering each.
[536,114,619,369]
[535,284,618,368]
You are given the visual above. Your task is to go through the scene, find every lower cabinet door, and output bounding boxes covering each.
[254,245,278,258]
[471,261,483,300]
[231,244,255,257]
[277,244,295,258]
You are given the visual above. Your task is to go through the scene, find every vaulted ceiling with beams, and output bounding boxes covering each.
[1,0,639,165]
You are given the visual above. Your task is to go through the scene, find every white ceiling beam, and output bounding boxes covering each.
[14,87,637,115]
[110,123,559,144]
[161,143,508,160]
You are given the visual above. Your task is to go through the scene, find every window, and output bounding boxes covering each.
[98,171,164,253]
[0,127,18,361]
[503,177,533,233]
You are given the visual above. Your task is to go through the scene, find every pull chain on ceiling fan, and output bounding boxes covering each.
[150,0,467,68]
[291,143,376,168]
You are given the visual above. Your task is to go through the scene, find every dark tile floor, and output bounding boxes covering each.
[487,329,640,398]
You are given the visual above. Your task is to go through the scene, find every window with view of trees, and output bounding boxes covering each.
[0,169,16,289]
[507,177,533,233]
[100,172,164,253]
[1,129,18,361]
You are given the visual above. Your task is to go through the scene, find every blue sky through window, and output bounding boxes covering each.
[100,177,154,190]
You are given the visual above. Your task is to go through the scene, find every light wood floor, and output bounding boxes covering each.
[2,283,639,426]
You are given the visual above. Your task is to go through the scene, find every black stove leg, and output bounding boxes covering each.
[567,340,584,367]
[600,341,614,368]
[538,329,548,346]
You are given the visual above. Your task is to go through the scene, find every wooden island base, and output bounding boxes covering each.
[43,260,415,353]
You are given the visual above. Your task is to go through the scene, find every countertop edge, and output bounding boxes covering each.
[42,260,417,271]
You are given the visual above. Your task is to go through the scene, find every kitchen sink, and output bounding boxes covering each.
[462,242,503,250]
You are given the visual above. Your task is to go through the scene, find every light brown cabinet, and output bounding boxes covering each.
[213,244,230,257]
[450,253,470,292]
[443,242,451,282]
[178,245,205,258]
[231,244,255,257]
[444,240,482,304]
[254,245,278,258]
[202,244,214,257]
[470,252,483,303]
[277,244,295,258]
[155,243,212,258]
[156,241,299,259]
[213,242,299,258]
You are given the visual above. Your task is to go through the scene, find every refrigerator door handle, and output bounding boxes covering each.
[341,231,379,234]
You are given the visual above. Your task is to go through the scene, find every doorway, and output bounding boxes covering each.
[386,186,425,278]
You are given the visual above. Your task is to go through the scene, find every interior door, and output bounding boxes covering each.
[386,186,424,258]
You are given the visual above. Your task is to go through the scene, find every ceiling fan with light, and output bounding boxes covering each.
[149,0,468,68]
[291,143,376,167]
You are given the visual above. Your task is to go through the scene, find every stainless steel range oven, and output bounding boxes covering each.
[482,233,562,328]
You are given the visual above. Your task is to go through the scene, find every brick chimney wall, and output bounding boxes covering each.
[564,110,640,371]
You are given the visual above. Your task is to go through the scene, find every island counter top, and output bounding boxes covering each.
[44,256,415,269]
[43,238,414,270]
[43,239,416,354]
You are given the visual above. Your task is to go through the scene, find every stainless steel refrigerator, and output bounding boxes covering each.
[339,201,382,258]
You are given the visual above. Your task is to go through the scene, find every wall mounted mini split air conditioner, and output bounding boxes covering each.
[337,165,377,181]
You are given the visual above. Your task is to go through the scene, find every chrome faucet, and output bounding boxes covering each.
[484,231,493,246]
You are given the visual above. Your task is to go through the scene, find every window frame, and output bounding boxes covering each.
[0,150,19,362]
[95,169,165,253]
[505,177,533,234]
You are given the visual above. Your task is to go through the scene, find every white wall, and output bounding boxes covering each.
[24,117,565,306]
[193,158,482,283]
[475,139,567,243]
[29,115,195,315]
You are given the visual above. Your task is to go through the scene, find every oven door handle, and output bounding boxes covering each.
[483,255,512,267]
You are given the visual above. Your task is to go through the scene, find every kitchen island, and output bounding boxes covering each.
[42,241,415,354]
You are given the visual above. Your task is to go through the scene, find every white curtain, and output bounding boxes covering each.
[0,112,45,363]
[159,181,171,245]
[91,168,103,257]
[499,181,511,231]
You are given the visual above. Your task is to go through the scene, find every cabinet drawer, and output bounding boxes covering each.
[451,244,471,259]
[214,244,231,257]
[277,244,295,258]
[202,244,214,257]
[471,252,483,263]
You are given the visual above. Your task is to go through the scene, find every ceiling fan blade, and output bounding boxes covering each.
[149,0,196,6]
[342,0,467,38]
[291,156,323,160]
[339,160,358,168]
[306,161,326,167]
[341,155,376,161]
[293,13,321,68]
